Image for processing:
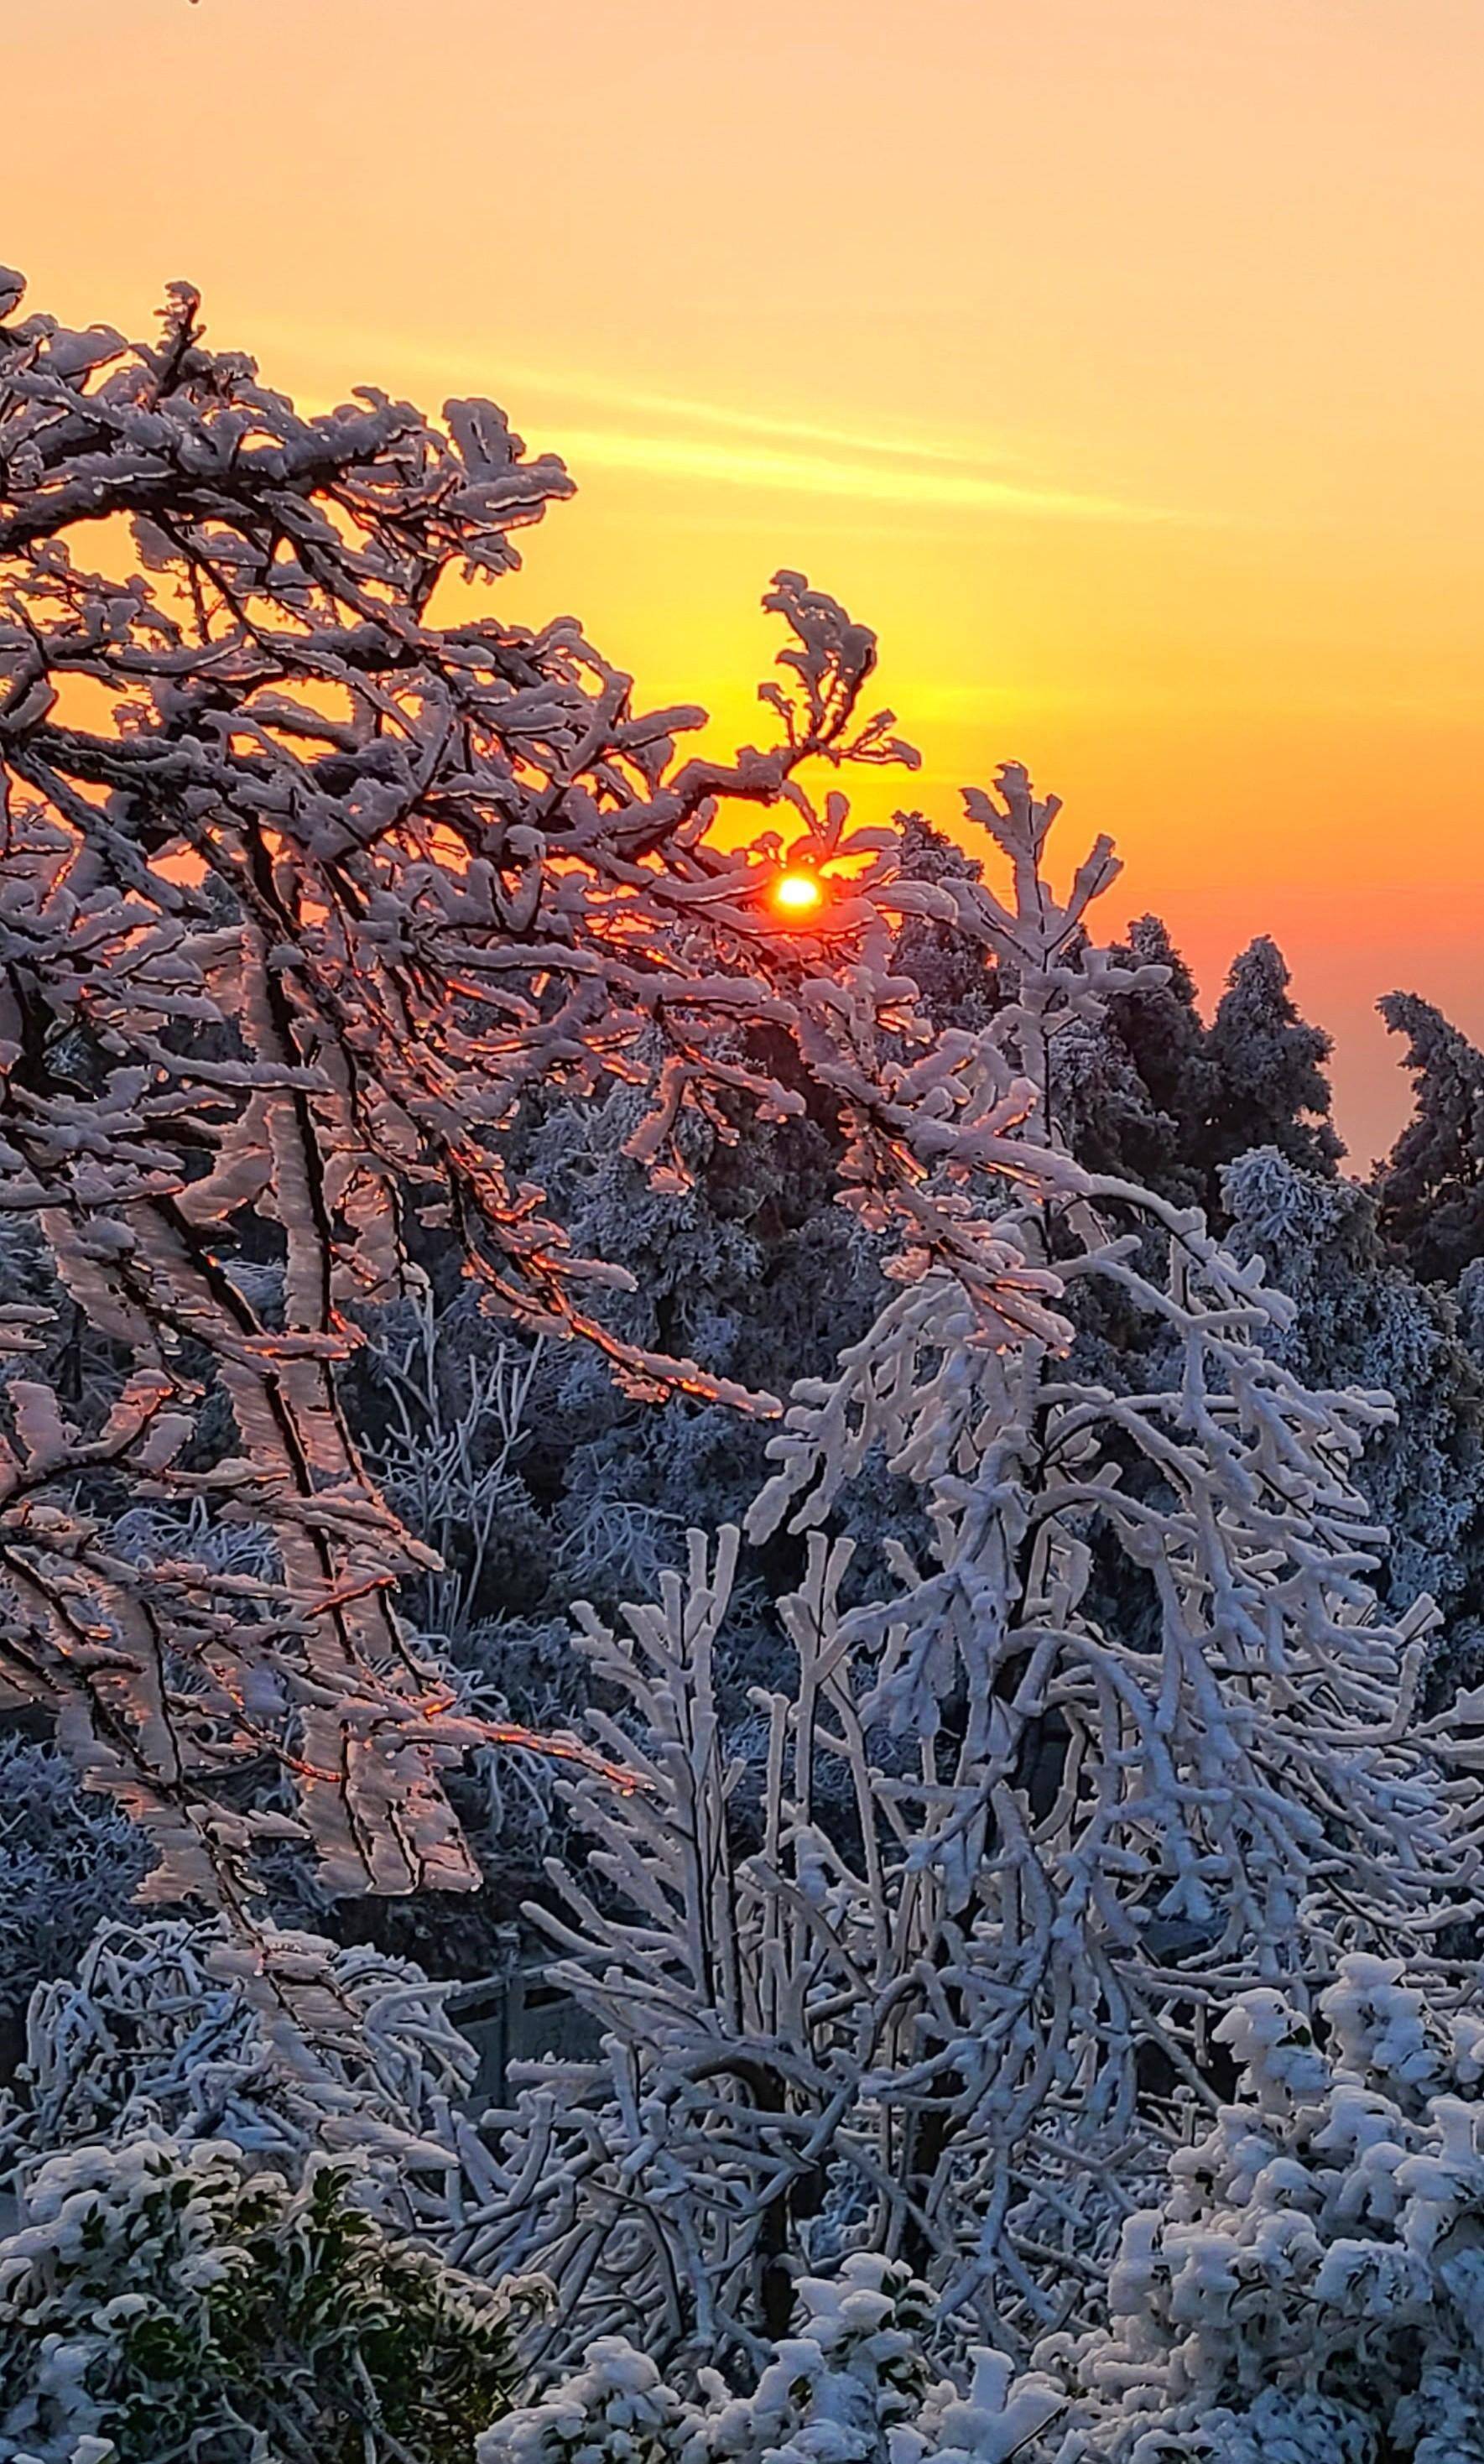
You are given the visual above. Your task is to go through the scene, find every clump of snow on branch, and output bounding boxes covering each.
[476,2256,1075,2464]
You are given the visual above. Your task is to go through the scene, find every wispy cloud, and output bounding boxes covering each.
[489,362,1044,476]
[550,421,1164,521]
[255,318,1168,524]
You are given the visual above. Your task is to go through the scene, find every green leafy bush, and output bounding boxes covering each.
[0,2135,528,2464]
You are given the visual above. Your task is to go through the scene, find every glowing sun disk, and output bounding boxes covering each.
[773,870,823,916]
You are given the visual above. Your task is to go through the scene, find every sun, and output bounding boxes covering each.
[772,870,824,918]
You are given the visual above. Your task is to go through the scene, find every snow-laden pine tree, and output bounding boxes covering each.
[1374,992,1484,1286]
[1200,934,1343,1186]
[0,270,1072,1973]
[462,766,1481,2373]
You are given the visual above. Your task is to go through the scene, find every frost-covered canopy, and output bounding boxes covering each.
[469,768,1483,2367]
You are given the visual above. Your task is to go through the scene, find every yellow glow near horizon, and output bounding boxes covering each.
[6,0,1484,1161]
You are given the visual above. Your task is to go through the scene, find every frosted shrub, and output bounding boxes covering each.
[0,1918,476,2239]
[357,1289,550,1649]
[476,2257,1075,2464]
[0,2135,524,2464]
[1067,1953,1484,2461]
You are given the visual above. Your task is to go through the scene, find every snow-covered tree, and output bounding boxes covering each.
[888,817,1004,1040]
[462,767,1478,2371]
[0,1916,478,2233]
[888,871,1342,1232]
[1096,916,1214,1211]
[1201,935,1343,1185]
[0,268,1070,1968]
[1374,992,1484,1286]
[472,1955,1484,2464]
[1065,921,1342,1224]
[0,1737,149,2030]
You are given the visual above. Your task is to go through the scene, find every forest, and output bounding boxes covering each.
[3,265,1484,2464]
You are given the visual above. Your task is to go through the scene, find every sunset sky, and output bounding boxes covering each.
[8,0,1483,1160]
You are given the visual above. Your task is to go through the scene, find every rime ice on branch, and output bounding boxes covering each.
[474,766,1484,2365]
[0,272,1074,1928]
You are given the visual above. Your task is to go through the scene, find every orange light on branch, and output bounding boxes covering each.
[772,869,825,919]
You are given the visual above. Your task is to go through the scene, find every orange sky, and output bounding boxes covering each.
[7,0,1484,1161]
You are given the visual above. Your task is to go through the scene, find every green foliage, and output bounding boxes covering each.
[0,2137,527,2464]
